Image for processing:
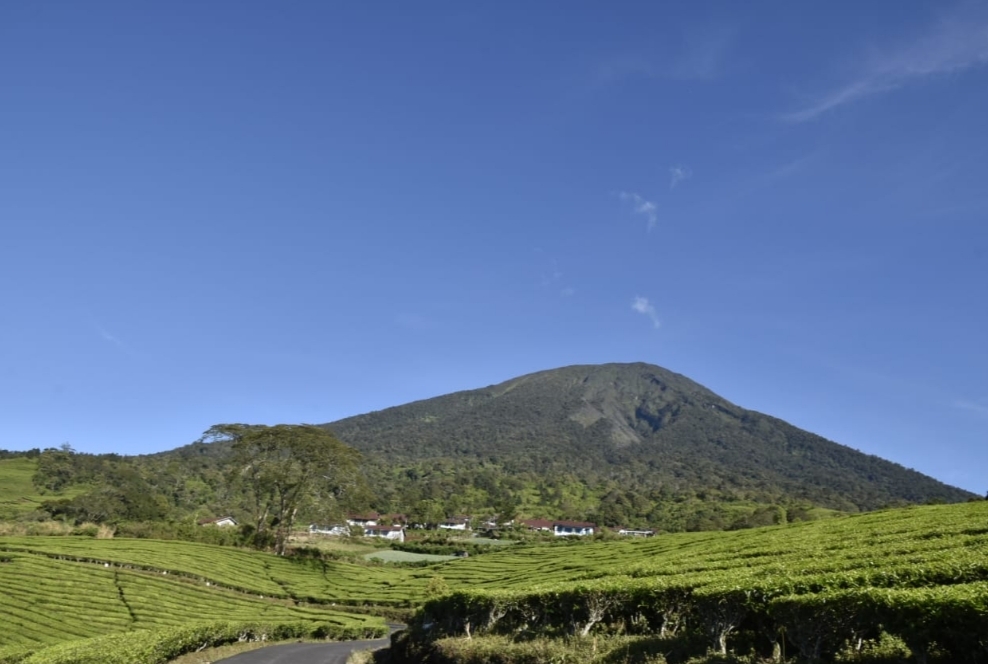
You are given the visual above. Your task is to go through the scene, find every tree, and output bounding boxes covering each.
[33,443,77,492]
[492,489,520,524]
[201,424,361,555]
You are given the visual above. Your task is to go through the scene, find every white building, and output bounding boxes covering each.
[198,516,238,528]
[346,513,380,527]
[364,525,405,542]
[552,520,595,537]
[308,524,349,536]
[438,517,470,531]
[617,528,655,538]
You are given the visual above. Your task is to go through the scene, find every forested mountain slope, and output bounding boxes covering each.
[324,363,971,511]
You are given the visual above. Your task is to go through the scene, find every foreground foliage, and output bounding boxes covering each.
[0,544,385,651]
[0,619,385,664]
[2,501,988,661]
[396,501,988,663]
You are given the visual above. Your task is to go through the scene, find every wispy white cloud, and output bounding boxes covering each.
[594,24,734,84]
[96,325,123,347]
[619,191,658,231]
[540,258,564,288]
[668,25,735,81]
[954,399,988,416]
[763,153,817,182]
[537,258,573,297]
[784,11,988,122]
[91,321,140,358]
[594,55,655,84]
[631,296,661,328]
[669,165,693,189]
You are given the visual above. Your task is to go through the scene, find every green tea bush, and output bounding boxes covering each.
[0,646,35,664]
[20,620,386,664]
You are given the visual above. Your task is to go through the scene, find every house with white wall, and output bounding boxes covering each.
[521,519,596,536]
[617,527,655,537]
[364,525,405,542]
[346,513,380,527]
[438,516,470,531]
[198,516,238,528]
[309,524,349,536]
[552,520,595,536]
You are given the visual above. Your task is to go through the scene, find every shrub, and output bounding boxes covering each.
[19,620,386,664]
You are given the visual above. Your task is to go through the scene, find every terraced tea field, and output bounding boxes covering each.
[3,501,987,660]
[0,537,440,606]
[0,549,383,652]
[407,501,988,662]
[440,500,988,592]
[364,549,456,563]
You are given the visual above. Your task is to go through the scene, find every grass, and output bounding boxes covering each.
[4,502,988,609]
[2,501,988,660]
[165,640,269,664]
[168,641,273,664]
[0,549,384,650]
[363,550,456,563]
[403,501,988,663]
[450,537,517,546]
[290,535,384,555]
[0,459,86,520]
[171,641,389,664]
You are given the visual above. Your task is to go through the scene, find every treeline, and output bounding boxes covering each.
[2,445,238,530]
[355,453,849,532]
[4,446,840,537]
[0,448,40,459]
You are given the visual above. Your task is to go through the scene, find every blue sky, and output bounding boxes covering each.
[2,3,986,494]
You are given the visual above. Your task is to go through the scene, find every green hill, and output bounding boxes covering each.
[0,457,87,520]
[11,362,972,531]
[0,538,387,660]
[2,501,988,662]
[324,363,972,511]
[403,500,988,663]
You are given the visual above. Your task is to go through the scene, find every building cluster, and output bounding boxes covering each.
[305,512,656,540]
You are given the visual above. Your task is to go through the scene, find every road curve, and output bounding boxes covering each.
[217,636,390,664]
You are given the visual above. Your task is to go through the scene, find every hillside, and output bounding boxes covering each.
[0,457,87,520]
[397,500,988,663]
[324,363,972,511]
[3,501,988,662]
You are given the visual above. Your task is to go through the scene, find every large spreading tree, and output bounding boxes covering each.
[201,424,361,554]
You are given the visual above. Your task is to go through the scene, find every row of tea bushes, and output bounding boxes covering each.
[0,619,386,664]
[406,579,988,661]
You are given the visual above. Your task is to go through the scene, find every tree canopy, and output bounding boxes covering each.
[201,424,362,554]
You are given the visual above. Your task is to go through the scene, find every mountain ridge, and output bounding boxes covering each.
[322,362,972,512]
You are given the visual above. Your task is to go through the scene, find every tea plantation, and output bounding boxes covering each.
[403,500,988,662]
[2,500,987,662]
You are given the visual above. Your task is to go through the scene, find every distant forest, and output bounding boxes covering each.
[3,364,977,538]
[0,442,964,539]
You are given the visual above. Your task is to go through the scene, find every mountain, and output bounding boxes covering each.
[324,363,973,512]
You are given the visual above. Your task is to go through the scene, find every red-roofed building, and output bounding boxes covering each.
[521,519,595,536]
[521,518,554,532]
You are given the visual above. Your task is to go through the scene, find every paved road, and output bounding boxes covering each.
[218,636,391,664]
[219,625,402,664]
